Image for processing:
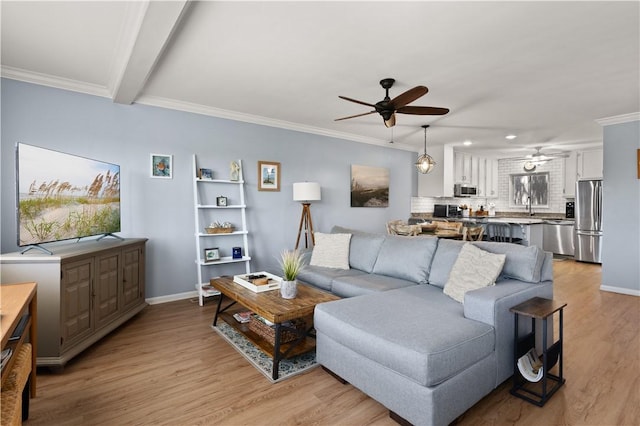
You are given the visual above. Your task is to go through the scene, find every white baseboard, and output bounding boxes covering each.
[146,290,198,305]
[600,285,640,297]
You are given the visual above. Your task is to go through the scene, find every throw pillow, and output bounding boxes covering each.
[310,232,352,269]
[444,243,506,304]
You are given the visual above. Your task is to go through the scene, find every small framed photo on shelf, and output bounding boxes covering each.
[151,154,172,179]
[204,247,220,262]
[216,196,228,207]
[258,160,280,192]
[198,168,213,180]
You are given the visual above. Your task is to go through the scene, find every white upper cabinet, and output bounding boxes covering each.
[454,151,473,183]
[485,158,499,198]
[563,151,578,198]
[577,149,603,180]
[417,145,454,197]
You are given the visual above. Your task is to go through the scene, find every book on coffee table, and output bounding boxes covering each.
[233,271,282,292]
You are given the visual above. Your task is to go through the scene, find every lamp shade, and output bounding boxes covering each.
[293,182,321,202]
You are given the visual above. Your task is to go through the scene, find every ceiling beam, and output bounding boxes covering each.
[112,1,190,105]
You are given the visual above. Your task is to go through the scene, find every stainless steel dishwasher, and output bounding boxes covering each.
[543,220,575,256]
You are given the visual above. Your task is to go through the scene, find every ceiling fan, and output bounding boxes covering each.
[510,146,569,171]
[335,78,449,128]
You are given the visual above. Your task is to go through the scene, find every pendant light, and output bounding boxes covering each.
[415,124,436,174]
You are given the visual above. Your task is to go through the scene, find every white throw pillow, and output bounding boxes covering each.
[310,232,352,270]
[443,243,506,303]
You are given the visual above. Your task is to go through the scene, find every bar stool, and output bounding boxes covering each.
[486,223,522,244]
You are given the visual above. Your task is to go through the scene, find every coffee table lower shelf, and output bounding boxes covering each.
[218,311,315,359]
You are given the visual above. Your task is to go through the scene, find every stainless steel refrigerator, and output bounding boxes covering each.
[574,179,603,263]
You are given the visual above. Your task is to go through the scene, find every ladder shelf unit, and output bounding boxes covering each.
[192,155,251,306]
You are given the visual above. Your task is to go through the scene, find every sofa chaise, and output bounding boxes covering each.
[297,226,553,426]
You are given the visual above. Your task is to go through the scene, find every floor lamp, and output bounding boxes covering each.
[293,182,321,250]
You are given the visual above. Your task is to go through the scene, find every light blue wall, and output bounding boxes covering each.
[1,79,418,298]
[601,119,640,294]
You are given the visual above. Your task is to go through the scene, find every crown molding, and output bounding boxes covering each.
[596,112,640,126]
[1,67,111,99]
[135,95,418,152]
[0,70,416,152]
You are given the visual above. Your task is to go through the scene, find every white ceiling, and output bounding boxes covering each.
[2,1,639,156]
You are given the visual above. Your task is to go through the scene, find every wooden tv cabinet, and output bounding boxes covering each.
[1,238,147,368]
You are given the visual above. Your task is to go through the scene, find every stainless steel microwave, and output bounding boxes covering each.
[454,184,477,197]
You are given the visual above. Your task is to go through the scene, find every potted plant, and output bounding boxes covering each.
[278,249,305,299]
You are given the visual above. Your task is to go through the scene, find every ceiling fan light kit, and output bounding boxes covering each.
[335,78,449,128]
[416,125,436,174]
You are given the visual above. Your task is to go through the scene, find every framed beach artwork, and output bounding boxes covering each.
[350,164,389,207]
[151,154,172,179]
[258,161,280,191]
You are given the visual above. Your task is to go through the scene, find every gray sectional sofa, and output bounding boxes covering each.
[297,226,553,426]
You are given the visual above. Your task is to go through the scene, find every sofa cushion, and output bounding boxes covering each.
[443,243,506,303]
[331,226,385,273]
[372,235,438,284]
[314,285,495,387]
[428,239,466,288]
[330,273,416,298]
[473,242,546,283]
[310,232,352,269]
[296,265,366,292]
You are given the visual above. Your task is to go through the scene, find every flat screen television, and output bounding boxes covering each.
[16,143,121,251]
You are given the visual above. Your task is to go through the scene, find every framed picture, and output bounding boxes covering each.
[198,168,213,180]
[216,196,228,207]
[204,247,220,262]
[151,154,172,179]
[258,160,280,191]
[350,164,389,207]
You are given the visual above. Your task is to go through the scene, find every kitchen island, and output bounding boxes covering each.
[411,216,547,249]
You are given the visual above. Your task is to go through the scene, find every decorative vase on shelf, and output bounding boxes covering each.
[280,280,298,299]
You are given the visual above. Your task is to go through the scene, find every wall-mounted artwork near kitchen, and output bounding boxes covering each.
[510,172,549,207]
[350,164,389,207]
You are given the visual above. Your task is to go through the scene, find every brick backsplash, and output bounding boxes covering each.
[412,158,567,214]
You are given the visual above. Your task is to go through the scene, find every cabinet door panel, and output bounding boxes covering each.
[62,259,93,350]
[122,245,144,311]
[95,251,121,329]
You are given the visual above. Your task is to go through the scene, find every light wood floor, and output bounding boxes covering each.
[26,259,639,425]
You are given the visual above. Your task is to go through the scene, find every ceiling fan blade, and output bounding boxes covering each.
[384,113,396,128]
[396,106,450,115]
[338,95,376,108]
[388,86,428,109]
[334,111,376,121]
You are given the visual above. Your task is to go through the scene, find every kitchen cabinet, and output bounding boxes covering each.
[454,152,473,183]
[476,157,487,196]
[577,149,603,180]
[417,144,454,197]
[0,238,147,368]
[486,158,499,198]
[563,152,578,198]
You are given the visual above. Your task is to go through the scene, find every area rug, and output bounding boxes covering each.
[212,321,318,383]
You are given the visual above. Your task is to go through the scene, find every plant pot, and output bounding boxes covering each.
[280,280,297,299]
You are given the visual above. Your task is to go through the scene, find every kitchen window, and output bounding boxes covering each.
[510,172,549,208]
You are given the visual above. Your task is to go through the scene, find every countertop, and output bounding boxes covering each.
[411,214,575,226]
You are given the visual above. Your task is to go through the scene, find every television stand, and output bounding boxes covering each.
[19,245,53,255]
[96,233,124,241]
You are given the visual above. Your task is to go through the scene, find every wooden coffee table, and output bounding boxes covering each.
[210,276,340,380]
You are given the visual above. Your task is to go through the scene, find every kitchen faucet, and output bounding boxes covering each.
[527,196,534,216]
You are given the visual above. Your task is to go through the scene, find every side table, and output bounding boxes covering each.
[509,297,566,406]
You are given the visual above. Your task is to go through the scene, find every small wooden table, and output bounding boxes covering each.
[1,282,37,398]
[210,276,340,380]
[510,297,566,406]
